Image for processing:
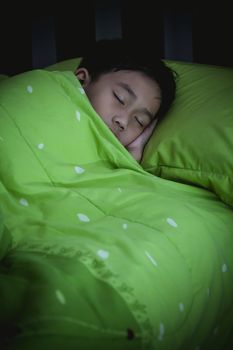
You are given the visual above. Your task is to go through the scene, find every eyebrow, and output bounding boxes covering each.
[117,82,155,121]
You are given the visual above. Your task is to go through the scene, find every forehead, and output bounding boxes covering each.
[102,70,160,93]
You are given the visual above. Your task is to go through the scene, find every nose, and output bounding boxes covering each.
[112,115,127,132]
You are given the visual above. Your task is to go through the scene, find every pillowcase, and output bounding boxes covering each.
[0,74,8,82]
[45,58,81,72]
[141,61,233,207]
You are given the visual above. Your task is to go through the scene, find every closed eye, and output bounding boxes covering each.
[135,116,144,127]
[113,92,124,105]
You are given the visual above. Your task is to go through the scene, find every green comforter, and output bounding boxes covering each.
[0,70,233,349]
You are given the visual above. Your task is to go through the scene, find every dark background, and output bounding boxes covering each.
[1,1,232,76]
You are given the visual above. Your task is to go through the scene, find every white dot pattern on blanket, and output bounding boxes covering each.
[74,166,85,174]
[77,213,90,222]
[145,251,157,267]
[76,110,81,121]
[158,322,165,341]
[37,143,44,150]
[55,289,66,304]
[179,302,184,312]
[166,217,178,227]
[118,187,122,193]
[27,85,33,93]
[0,136,4,142]
[122,223,128,230]
[222,263,227,272]
[97,250,109,260]
[79,87,85,94]
[19,198,29,206]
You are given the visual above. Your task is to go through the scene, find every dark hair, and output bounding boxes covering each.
[79,39,177,122]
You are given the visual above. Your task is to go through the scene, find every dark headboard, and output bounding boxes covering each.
[1,1,232,76]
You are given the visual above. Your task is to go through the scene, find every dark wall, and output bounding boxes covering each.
[1,15,33,76]
[0,8,96,76]
[121,1,164,57]
[193,9,233,67]
[55,11,96,63]
[0,2,232,76]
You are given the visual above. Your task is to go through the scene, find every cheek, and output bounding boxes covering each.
[86,90,113,121]
[123,128,143,146]
[87,92,105,116]
[91,100,102,116]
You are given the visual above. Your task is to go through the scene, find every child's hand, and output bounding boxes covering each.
[126,118,158,162]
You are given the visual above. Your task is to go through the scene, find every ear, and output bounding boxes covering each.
[75,68,91,87]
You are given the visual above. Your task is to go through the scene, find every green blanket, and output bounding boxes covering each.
[0,70,233,349]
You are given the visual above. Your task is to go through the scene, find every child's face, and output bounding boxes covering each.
[77,69,161,146]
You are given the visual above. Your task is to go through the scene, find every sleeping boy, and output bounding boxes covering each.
[75,39,176,162]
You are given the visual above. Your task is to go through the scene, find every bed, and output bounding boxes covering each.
[0,58,233,350]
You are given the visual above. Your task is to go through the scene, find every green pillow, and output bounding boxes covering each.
[45,58,81,72]
[141,61,233,207]
[0,74,8,82]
